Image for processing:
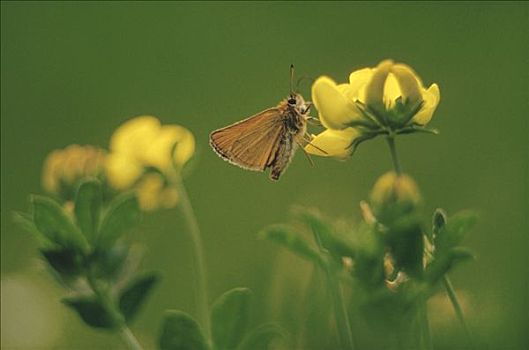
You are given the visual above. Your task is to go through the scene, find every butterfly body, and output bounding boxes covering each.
[210,93,310,181]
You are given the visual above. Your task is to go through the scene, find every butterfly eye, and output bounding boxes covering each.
[288,98,296,105]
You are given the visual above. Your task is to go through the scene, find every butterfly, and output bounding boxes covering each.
[209,66,323,181]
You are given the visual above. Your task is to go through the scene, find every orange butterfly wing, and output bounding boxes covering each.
[209,108,285,172]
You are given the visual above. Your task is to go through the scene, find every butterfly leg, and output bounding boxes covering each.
[302,135,328,155]
[296,141,315,166]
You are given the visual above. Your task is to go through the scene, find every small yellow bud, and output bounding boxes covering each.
[370,171,421,208]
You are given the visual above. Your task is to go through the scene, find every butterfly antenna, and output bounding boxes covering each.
[290,64,295,95]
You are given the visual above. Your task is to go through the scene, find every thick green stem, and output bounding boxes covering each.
[443,275,474,347]
[174,177,211,339]
[386,135,402,175]
[312,230,355,350]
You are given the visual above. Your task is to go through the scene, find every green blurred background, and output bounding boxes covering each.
[1,2,527,349]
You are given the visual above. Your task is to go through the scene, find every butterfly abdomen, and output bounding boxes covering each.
[269,133,297,181]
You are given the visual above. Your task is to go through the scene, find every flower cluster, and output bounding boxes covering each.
[42,144,106,201]
[105,116,195,211]
[305,59,440,158]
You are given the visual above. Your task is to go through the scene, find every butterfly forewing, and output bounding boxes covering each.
[209,108,285,171]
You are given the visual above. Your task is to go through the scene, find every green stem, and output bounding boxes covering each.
[386,135,402,175]
[119,326,143,350]
[86,272,143,350]
[442,275,474,347]
[418,299,433,350]
[174,177,211,339]
[312,230,355,350]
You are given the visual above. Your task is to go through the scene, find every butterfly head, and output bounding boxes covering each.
[288,93,311,115]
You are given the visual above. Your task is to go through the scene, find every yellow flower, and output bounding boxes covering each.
[42,145,106,200]
[306,60,440,158]
[105,115,195,211]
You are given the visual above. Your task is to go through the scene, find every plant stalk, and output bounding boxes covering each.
[386,135,402,175]
[443,275,474,347]
[119,326,143,350]
[174,177,211,338]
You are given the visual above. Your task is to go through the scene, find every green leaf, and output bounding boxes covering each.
[435,210,477,252]
[386,216,424,278]
[259,225,324,268]
[41,247,83,278]
[211,288,251,350]
[62,296,117,329]
[92,244,130,280]
[12,211,53,246]
[74,180,103,242]
[98,193,141,248]
[425,247,475,284]
[159,310,208,350]
[295,208,356,259]
[119,272,160,322]
[237,323,286,350]
[32,195,89,253]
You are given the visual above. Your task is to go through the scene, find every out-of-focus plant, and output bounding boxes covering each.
[15,144,152,349]
[262,60,475,350]
[14,116,284,350]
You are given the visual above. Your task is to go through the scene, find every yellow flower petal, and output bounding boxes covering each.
[135,173,165,211]
[391,64,422,106]
[172,126,196,167]
[383,73,402,109]
[412,83,440,125]
[347,68,373,102]
[105,153,143,190]
[109,116,161,158]
[142,125,195,171]
[305,128,361,159]
[365,59,393,109]
[312,76,363,130]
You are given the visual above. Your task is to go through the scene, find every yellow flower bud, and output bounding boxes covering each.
[370,171,421,207]
[41,145,106,200]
